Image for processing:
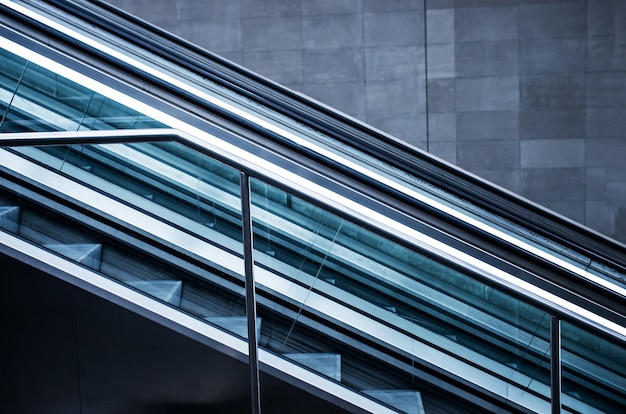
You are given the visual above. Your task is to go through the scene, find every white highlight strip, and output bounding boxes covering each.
[3,0,624,300]
[0,12,624,340]
[0,232,397,414]
[0,151,612,413]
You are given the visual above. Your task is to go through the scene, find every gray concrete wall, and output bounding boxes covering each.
[106,0,626,243]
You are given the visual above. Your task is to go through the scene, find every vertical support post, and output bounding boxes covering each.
[241,172,261,414]
[550,315,561,414]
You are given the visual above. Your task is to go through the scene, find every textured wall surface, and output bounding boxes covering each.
[105,0,626,243]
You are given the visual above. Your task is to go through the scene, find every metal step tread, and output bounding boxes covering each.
[127,280,183,306]
[43,243,102,270]
[363,389,425,414]
[0,205,20,233]
[205,315,262,340]
[283,352,341,381]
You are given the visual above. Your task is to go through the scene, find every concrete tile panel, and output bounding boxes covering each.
[364,12,424,46]
[606,166,626,181]
[241,16,301,51]
[427,78,456,112]
[303,48,364,83]
[586,138,626,168]
[456,0,519,7]
[456,76,519,112]
[119,0,178,23]
[616,208,626,243]
[520,75,585,109]
[520,109,585,139]
[520,38,585,75]
[587,0,615,37]
[178,0,240,20]
[539,200,585,223]
[455,6,518,43]
[521,139,585,169]
[425,0,455,9]
[426,9,454,44]
[240,0,302,18]
[303,14,363,49]
[521,168,585,201]
[586,36,626,72]
[428,112,456,142]
[428,141,457,163]
[607,181,626,205]
[585,201,616,237]
[365,46,424,81]
[151,20,186,37]
[468,169,520,193]
[615,5,626,51]
[363,0,422,12]
[456,40,518,77]
[587,73,626,108]
[520,0,583,3]
[180,19,242,52]
[367,114,427,145]
[586,108,626,137]
[585,168,608,201]
[457,110,519,140]
[366,78,425,117]
[520,2,585,39]
[413,140,429,151]
[243,50,303,84]
[427,43,455,79]
[302,0,361,15]
[218,51,244,65]
[301,82,366,119]
[457,140,520,171]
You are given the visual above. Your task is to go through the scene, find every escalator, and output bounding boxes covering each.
[1,1,625,413]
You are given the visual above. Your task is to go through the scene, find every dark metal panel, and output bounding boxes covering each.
[0,6,624,327]
[0,251,355,414]
[0,254,81,414]
[20,0,626,270]
[240,171,261,414]
[550,316,561,414]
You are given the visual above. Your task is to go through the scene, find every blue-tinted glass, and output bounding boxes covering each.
[0,49,28,129]
[561,321,626,413]
[1,140,250,342]
[0,48,165,132]
[14,141,243,247]
[250,178,553,412]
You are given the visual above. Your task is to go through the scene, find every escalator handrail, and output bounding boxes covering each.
[1,6,625,320]
[2,128,625,348]
[25,0,626,271]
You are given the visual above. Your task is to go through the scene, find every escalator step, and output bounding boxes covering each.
[363,390,425,414]
[44,243,102,270]
[205,316,262,340]
[127,280,182,306]
[0,206,20,233]
[283,353,341,381]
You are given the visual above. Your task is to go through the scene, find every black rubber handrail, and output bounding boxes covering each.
[6,0,626,274]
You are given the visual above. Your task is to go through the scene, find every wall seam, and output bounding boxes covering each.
[423,0,430,153]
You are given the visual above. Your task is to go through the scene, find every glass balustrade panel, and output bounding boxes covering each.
[249,177,556,413]
[561,321,626,413]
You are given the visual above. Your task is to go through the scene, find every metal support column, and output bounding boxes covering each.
[241,172,261,414]
[550,315,561,414]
